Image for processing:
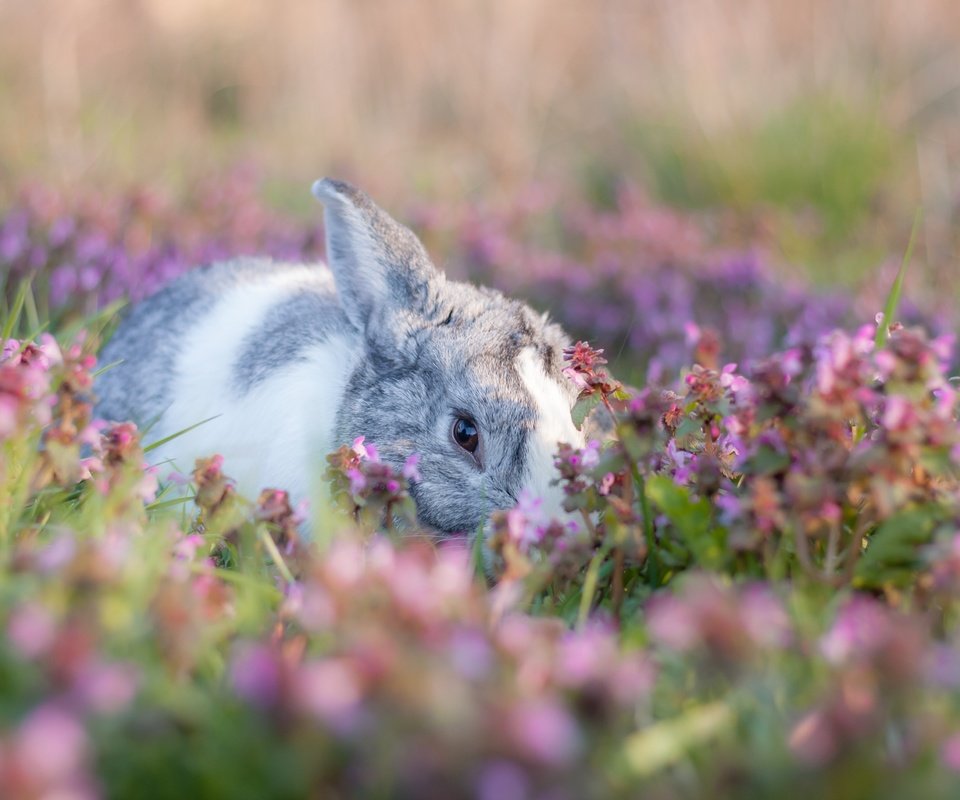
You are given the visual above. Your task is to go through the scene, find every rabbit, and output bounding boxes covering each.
[94,178,586,535]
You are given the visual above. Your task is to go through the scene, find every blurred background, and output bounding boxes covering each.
[1,0,959,291]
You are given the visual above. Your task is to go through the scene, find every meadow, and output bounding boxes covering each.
[2,169,960,799]
[4,1,960,798]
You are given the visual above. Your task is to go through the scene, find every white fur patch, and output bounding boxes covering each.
[515,347,585,519]
[149,269,359,504]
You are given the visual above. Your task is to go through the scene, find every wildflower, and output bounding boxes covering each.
[476,761,529,800]
[402,453,422,482]
[294,658,363,730]
[73,661,140,714]
[255,488,301,553]
[229,642,283,709]
[12,704,91,791]
[942,733,960,773]
[506,698,581,766]
[192,454,236,516]
[563,341,608,374]
[7,603,57,660]
[352,435,379,462]
[562,340,622,399]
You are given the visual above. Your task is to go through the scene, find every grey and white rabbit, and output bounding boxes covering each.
[95,179,585,534]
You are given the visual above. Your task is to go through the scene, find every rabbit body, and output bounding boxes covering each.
[95,180,584,534]
[97,258,360,504]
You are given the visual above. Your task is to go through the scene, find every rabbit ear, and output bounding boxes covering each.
[311,178,443,331]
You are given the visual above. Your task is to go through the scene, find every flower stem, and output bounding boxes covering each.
[577,543,610,629]
[612,546,625,621]
[630,462,659,585]
[257,525,295,585]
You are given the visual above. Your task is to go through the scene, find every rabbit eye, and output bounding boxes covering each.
[452,416,479,454]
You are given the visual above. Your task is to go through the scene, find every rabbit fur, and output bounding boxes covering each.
[95,179,586,535]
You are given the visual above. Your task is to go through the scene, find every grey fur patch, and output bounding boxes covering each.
[232,290,347,392]
[314,178,445,330]
[95,257,316,424]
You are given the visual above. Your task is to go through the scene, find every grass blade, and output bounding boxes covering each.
[577,543,611,628]
[144,415,221,454]
[875,207,922,349]
[146,494,197,512]
[92,359,124,379]
[1,279,31,341]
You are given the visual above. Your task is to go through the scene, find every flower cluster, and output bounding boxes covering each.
[4,174,955,383]
[415,187,955,380]
[0,170,323,321]
[221,537,655,797]
[325,436,421,532]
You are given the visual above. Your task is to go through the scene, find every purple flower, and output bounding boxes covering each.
[820,596,892,665]
[346,468,367,495]
[477,761,529,800]
[447,628,494,680]
[229,642,283,709]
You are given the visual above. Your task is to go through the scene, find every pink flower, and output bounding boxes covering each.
[351,436,379,462]
[173,533,206,563]
[820,596,892,665]
[402,453,422,482]
[7,603,57,660]
[739,585,792,649]
[942,732,960,773]
[881,395,914,431]
[447,629,494,680]
[645,594,700,652]
[788,708,836,765]
[73,661,140,714]
[780,348,804,377]
[507,698,581,766]
[580,439,601,470]
[295,659,363,730]
[504,490,548,552]
[13,704,89,787]
[346,468,367,495]
[598,471,616,495]
[562,365,590,392]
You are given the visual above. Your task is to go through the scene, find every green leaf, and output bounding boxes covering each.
[742,445,791,476]
[875,207,922,349]
[673,417,701,440]
[856,507,937,587]
[646,475,725,568]
[621,701,734,777]
[571,392,602,430]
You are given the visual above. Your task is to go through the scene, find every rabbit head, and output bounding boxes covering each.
[313,178,586,535]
